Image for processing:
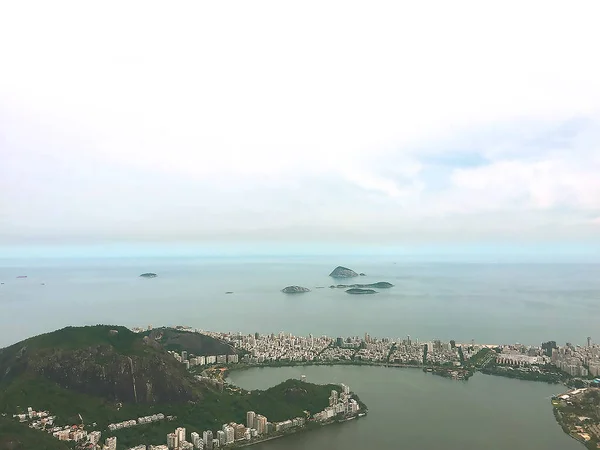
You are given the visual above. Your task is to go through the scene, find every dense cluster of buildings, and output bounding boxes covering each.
[124,383,360,449]
[170,350,238,370]
[313,383,361,421]
[137,326,600,381]
[108,413,167,431]
[217,331,481,368]
[551,339,600,377]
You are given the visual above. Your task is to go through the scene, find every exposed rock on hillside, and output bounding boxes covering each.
[0,326,201,404]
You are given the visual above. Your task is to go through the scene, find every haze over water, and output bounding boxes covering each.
[1,252,599,348]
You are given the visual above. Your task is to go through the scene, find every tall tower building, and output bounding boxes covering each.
[256,415,267,434]
[190,432,201,448]
[167,433,178,449]
[246,411,256,429]
[203,430,213,450]
[588,337,592,348]
[176,427,186,443]
[216,430,226,446]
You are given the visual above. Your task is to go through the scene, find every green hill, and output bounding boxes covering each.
[0,325,202,406]
[0,326,351,449]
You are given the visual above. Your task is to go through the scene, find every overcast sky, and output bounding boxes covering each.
[1,1,599,249]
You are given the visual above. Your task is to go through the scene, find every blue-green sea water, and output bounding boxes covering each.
[0,256,598,348]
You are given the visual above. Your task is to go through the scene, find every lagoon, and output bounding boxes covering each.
[228,365,580,450]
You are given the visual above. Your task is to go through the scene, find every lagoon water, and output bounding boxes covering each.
[0,256,598,348]
[228,365,580,450]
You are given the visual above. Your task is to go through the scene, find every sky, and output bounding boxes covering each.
[1,1,600,254]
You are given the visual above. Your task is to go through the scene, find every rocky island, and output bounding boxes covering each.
[346,288,377,294]
[281,286,311,293]
[329,266,359,278]
[331,282,394,289]
[139,272,157,278]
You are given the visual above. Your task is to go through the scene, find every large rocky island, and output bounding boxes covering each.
[329,266,359,278]
[281,286,311,293]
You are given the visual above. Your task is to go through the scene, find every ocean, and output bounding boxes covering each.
[0,256,599,348]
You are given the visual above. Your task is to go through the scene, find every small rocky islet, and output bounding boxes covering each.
[281,286,311,293]
[330,282,394,289]
[329,266,359,278]
[139,273,158,278]
[346,288,377,294]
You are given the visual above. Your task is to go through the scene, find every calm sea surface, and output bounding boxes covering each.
[0,257,599,347]
[228,365,581,450]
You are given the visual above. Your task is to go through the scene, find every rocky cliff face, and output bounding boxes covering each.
[0,326,202,405]
[28,345,198,403]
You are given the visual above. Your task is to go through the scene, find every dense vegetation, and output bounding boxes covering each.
[0,416,71,450]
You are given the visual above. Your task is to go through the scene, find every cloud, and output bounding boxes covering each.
[1,1,600,243]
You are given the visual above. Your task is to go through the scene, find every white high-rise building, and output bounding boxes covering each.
[246,411,256,429]
[105,436,117,450]
[190,432,201,448]
[216,430,226,446]
[224,426,235,444]
[255,415,267,435]
[167,433,178,449]
[176,427,186,443]
[203,430,213,449]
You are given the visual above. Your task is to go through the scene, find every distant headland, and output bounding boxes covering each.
[139,273,157,278]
